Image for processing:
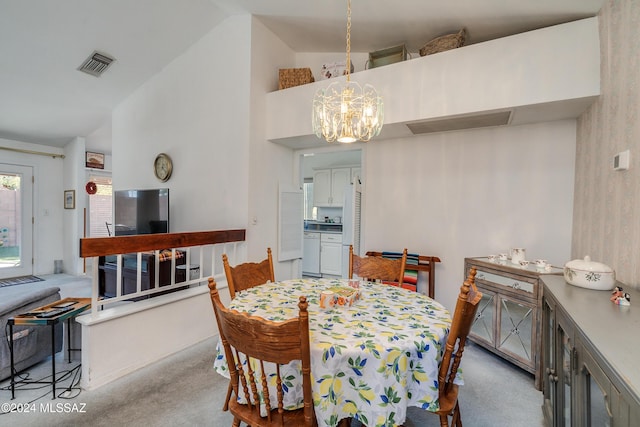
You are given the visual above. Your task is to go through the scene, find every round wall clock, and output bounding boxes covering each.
[154,153,173,182]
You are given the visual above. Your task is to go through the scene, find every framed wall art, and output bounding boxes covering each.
[64,190,76,209]
[86,151,105,169]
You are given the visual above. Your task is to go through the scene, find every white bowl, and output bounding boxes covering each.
[563,256,615,291]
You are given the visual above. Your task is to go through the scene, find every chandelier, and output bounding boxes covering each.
[312,0,384,143]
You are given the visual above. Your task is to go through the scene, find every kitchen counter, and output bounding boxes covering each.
[304,221,342,233]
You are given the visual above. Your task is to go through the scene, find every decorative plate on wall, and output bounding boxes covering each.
[85,181,97,195]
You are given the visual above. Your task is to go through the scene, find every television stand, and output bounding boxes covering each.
[98,251,187,299]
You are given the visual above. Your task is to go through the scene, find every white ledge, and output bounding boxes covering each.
[77,280,230,390]
[266,17,600,149]
[76,284,221,326]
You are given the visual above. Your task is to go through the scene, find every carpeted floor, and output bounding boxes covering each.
[0,338,544,427]
[0,274,545,426]
[0,275,43,288]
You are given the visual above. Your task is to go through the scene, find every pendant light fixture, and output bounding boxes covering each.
[312,0,384,143]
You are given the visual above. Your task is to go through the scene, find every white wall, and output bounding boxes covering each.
[63,137,87,276]
[0,137,65,275]
[78,286,225,390]
[574,0,640,288]
[112,16,252,233]
[361,120,576,310]
[86,121,113,157]
[88,15,292,387]
[247,17,299,278]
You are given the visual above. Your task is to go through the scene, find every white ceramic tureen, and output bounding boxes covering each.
[563,256,616,291]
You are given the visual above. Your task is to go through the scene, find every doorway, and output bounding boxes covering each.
[300,149,362,221]
[0,164,33,279]
[87,174,112,237]
[299,149,362,278]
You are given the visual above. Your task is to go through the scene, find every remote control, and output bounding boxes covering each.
[52,301,77,309]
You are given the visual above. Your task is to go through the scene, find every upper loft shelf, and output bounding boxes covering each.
[266,17,600,149]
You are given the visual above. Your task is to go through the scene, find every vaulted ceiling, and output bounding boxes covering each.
[0,0,604,152]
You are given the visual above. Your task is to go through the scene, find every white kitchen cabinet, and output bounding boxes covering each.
[313,167,351,207]
[330,168,350,206]
[312,169,332,207]
[320,233,342,276]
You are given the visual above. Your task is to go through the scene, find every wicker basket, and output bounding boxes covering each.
[278,68,314,90]
[419,28,466,57]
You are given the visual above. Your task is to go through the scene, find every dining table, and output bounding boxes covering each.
[213,277,455,427]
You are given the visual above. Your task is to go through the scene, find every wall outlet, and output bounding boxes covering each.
[613,150,630,170]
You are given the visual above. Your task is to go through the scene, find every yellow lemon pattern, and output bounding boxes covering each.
[214,278,453,427]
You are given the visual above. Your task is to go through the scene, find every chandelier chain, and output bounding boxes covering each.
[346,0,351,82]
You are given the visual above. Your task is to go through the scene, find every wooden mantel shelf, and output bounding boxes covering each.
[80,229,246,257]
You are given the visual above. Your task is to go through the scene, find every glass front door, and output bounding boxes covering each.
[0,164,33,279]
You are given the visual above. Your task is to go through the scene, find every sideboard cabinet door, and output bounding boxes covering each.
[541,277,640,427]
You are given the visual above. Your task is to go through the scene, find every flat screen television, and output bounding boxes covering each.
[113,188,169,236]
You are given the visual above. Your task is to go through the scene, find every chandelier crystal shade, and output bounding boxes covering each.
[312,0,384,143]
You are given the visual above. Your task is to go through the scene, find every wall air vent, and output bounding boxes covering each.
[78,51,115,77]
[406,110,512,135]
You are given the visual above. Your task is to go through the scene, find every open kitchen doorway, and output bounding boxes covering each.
[299,149,362,278]
[300,149,362,221]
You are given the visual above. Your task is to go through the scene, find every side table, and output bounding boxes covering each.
[464,257,562,390]
[8,297,91,399]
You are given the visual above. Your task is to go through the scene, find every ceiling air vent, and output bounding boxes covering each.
[78,51,115,77]
[406,110,512,135]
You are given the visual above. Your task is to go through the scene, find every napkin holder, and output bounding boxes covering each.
[327,286,360,307]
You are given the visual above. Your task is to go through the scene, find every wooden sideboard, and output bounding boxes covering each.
[464,257,563,390]
[541,275,640,426]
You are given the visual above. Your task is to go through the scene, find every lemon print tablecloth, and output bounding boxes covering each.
[214,278,452,427]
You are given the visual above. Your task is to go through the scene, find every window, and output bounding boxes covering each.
[303,180,316,220]
[88,175,112,237]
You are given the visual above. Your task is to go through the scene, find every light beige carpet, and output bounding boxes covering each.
[1,274,544,426]
[0,338,543,427]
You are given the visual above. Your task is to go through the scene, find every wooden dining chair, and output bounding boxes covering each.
[432,267,482,427]
[221,247,275,410]
[222,247,275,299]
[348,245,407,284]
[208,278,317,427]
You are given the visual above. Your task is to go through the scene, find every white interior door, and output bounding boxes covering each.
[278,184,304,262]
[0,164,33,279]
